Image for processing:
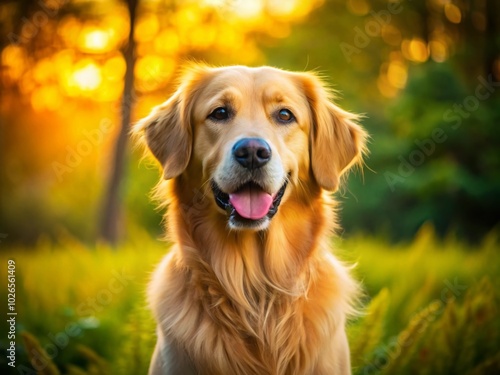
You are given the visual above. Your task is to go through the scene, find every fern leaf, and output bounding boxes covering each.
[76,345,108,375]
[21,332,61,375]
[381,300,442,375]
[350,288,390,368]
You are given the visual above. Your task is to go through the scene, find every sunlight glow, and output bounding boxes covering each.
[135,55,175,92]
[103,55,126,81]
[154,29,180,55]
[72,61,102,91]
[2,0,321,108]
[33,58,54,83]
[80,28,112,53]
[58,16,81,48]
[95,81,123,102]
[31,85,62,112]
[233,0,263,18]
[203,0,226,6]
[188,25,217,49]
[268,0,299,17]
[135,14,160,43]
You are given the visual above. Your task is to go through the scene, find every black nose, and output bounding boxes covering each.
[232,138,272,170]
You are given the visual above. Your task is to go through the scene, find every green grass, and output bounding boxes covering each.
[1,225,499,374]
[344,225,500,375]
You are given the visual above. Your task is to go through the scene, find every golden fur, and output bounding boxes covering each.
[134,64,367,375]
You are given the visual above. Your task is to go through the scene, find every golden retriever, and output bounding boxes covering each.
[134,64,367,375]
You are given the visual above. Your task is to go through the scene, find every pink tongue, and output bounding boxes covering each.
[229,186,273,220]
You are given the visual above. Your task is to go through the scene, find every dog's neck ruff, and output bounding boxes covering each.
[174,178,329,284]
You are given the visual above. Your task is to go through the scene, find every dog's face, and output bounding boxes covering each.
[136,65,366,231]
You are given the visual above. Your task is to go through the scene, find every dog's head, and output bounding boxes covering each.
[135,64,366,231]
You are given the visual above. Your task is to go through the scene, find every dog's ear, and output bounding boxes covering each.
[133,65,209,180]
[133,90,190,179]
[299,73,367,191]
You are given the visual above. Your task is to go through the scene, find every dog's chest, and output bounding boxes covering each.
[185,283,324,375]
[152,249,343,375]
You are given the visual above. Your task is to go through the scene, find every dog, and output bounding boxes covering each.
[134,64,367,375]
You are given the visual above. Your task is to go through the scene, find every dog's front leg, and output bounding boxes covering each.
[335,328,352,375]
[148,330,197,375]
[314,328,352,375]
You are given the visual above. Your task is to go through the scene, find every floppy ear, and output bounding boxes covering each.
[301,74,367,191]
[133,89,192,180]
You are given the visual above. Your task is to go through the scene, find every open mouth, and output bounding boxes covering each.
[212,178,288,224]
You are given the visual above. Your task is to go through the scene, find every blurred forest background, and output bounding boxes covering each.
[1,0,499,244]
[0,0,499,374]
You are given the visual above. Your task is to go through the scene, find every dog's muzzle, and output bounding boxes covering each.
[211,179,288,226]
[211,137,288,229]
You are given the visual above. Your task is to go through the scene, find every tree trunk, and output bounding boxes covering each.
[98,0,138,245]
[484,0,499,78]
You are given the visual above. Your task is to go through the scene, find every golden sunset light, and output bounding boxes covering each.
[79,28,112,53]
[72,60,102,91]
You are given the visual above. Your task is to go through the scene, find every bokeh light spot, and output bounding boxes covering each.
[134,14,160,43]
[387,60,407,89]
[429,40,448,62]
[79,26,113,53]
[444,4,461,24]
[72,60,102,91]
[103,55,126,81]
[402,38,429,63]
[347,0,370,16]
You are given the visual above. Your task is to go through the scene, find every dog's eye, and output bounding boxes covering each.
[208,107,230,121]
[277,109,295,123]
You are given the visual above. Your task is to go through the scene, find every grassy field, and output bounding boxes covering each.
[1,225,499,375]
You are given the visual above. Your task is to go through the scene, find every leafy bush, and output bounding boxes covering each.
[341,62,500,242]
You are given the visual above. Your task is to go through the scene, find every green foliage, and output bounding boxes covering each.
[1,229,498,374]
[262,0,500,242]
[112,305,156,375]
[338,61,500,243]
[349,288,390,365]
[352,278,500,375]
[21,332,109,375]
[22,332,61,375]
[0,230,164,374]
